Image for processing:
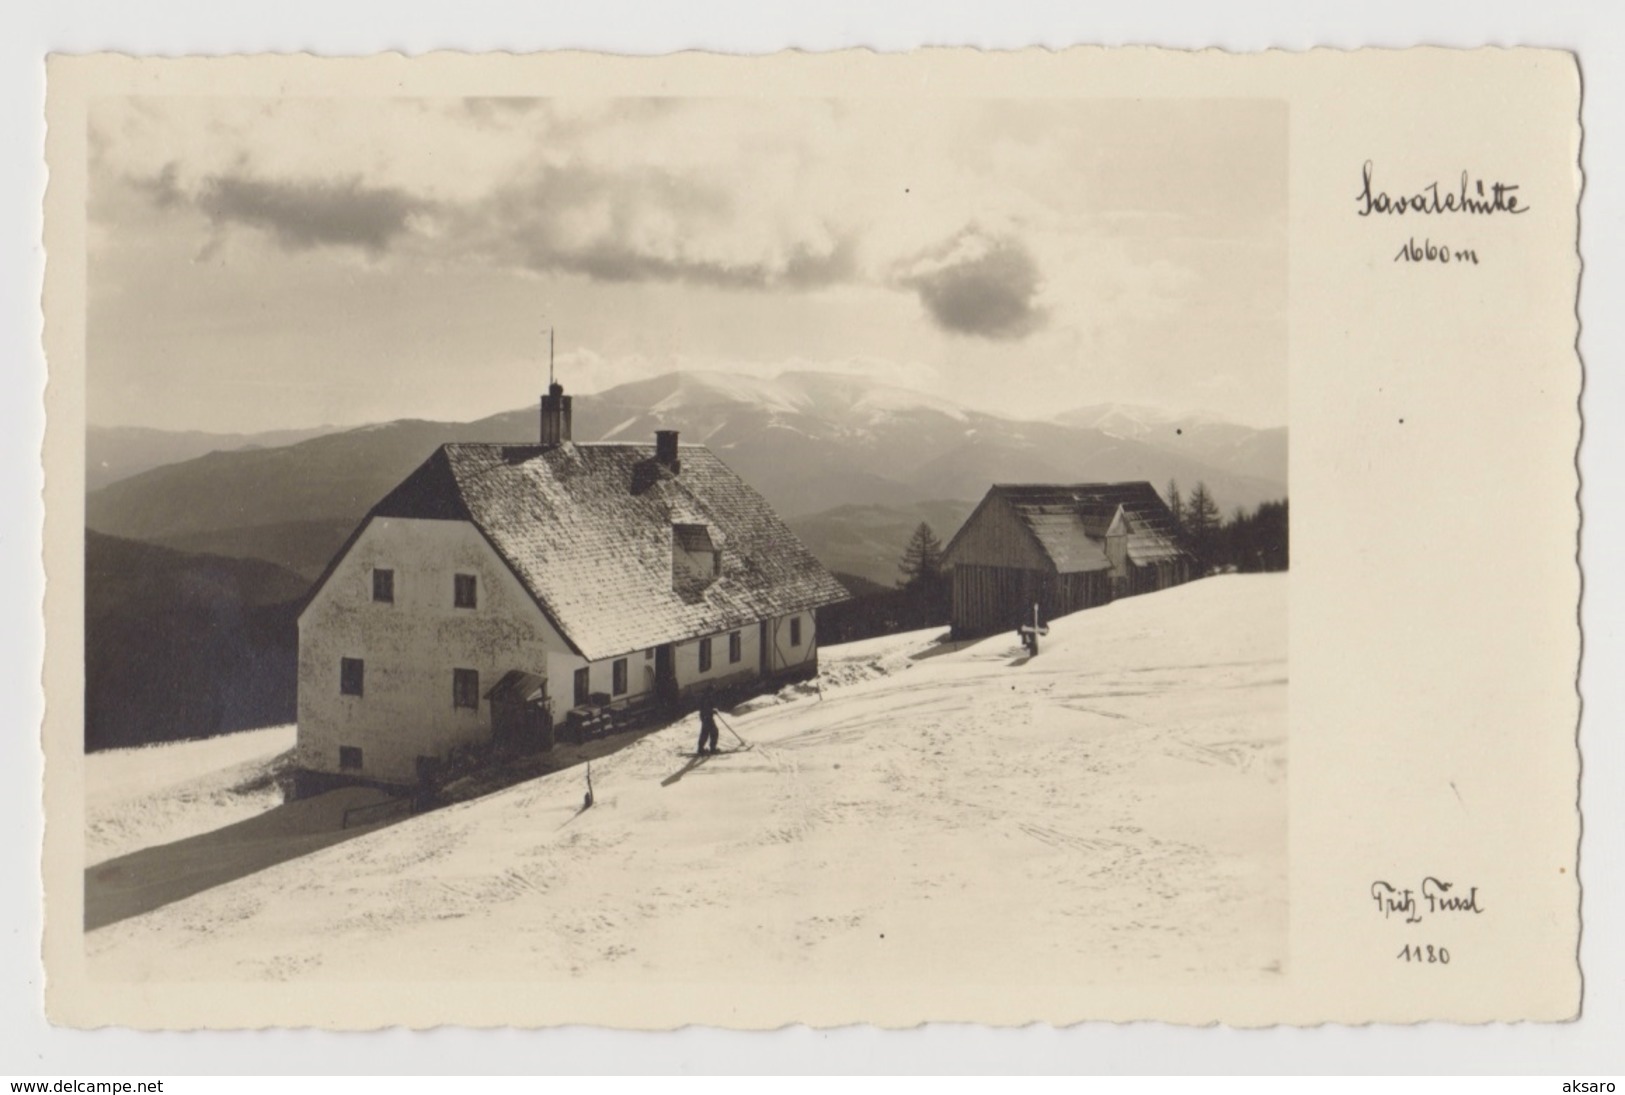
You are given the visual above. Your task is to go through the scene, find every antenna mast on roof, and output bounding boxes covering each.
[538,324,572,447]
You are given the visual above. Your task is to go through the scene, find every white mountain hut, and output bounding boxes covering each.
[294,383,848,790]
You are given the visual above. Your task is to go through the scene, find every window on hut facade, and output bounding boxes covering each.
[573,667,590,707]
[699,637,713,673]
[340,657,365,696]
[339,746,363,771]
[372,568,394,603]
[790,616,803,646]
[612,658,628,696]
[453,668,480,709]
[729,631,742,664]
[454,573,478,609]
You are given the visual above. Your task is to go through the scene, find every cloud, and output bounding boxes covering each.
[133,165,428,255]
[198,175,426,253]
[453,161,858,291]
[894,227,1048,340]
[130,161,185,209]
[541,234,857,290]
[127,152,858,290]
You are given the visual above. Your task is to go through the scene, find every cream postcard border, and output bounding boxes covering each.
[41,47,1582,1029]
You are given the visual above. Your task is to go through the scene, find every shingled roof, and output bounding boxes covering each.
[949,482,1190,575]
[345,441,848,661]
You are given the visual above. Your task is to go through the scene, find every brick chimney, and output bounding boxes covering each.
[655,429,680,472]
[540,382,572,448]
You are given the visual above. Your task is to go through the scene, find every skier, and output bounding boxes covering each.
[697,692,720,755]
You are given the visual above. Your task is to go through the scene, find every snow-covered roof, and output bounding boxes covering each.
[331,441,848,661]
[946,482,1190,574]
[1019,509,1112,573]
[1125,530,1187,565]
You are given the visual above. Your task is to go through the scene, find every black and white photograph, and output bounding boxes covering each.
[77,90,1290,988]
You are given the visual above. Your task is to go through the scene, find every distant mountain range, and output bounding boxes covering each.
[85,531,306,750]
[787,500,979,588]
[82,369,1287,747]
[86,370,1286,584]
[1053,402,1288,486]
[87,424,340,493]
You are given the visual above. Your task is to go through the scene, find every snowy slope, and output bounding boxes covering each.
[86,725,296,863]
[87,575,1286,992]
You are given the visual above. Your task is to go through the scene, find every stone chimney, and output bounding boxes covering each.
[655,429,680,472]
[539,381,572,448]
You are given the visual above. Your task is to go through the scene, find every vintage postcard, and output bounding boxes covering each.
[40,47,1581,1029]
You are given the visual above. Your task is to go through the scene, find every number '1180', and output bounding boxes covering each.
[1396,944,1450,964]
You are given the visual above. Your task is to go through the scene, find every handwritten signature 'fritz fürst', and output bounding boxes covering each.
[1371,877,1487,923]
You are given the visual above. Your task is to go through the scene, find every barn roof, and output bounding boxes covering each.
[1018,509,1112,573]
[953,482,1191,575]
[342,441,848,661]
[1126,530,1187,565]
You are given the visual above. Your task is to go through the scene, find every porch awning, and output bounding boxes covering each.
[485,669,547,704]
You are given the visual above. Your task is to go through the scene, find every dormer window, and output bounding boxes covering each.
[672,523,723,591]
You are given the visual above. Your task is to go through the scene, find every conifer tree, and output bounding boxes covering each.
[1165,479,1185,536]
[897,522,949,625]
[1185,482,1222,576]
[898,522,945,590]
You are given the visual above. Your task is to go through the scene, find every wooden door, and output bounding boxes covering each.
[491,696,520,744]
[524,699,553,752]
[655,643,677,705]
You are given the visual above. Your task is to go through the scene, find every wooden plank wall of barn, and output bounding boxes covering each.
[951,565,1112,637]
[1130,558,1191,596]
[952,564,1040,637]
[1060,570,1112,617]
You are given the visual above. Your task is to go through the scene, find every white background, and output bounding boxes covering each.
[4,0,1620,1075]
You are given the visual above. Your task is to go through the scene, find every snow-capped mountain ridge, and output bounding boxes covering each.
[605,369,972,429]
[85,368,1288,583]
[1057,401,1241,437]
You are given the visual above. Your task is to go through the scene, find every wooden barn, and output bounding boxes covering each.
[941,482,1193,638]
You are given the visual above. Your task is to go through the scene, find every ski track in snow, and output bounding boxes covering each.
[86,575,1287,988]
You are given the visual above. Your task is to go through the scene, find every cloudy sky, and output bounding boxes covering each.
[87,96,1286,433]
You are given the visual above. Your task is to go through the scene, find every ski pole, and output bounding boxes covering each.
[714,711,749,749]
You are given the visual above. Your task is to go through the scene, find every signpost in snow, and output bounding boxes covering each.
[1017,602,1049,656]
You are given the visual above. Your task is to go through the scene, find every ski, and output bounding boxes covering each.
[674,744,753,759]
